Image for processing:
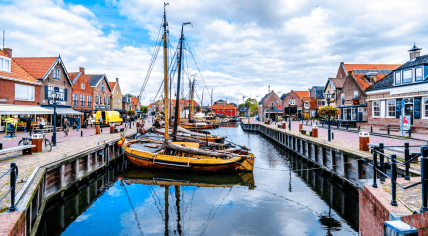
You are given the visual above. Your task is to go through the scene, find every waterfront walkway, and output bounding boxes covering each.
[0,118,153,211]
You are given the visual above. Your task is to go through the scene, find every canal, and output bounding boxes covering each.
[36,123,358,236]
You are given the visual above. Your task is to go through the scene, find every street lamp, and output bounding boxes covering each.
[276,100,279,124]
[51,91,60,147]
[326,92,333,142]
[288,100,292,131]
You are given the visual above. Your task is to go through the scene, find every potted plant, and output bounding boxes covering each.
[318,106,341,119]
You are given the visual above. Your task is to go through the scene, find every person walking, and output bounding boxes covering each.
[26,115,32,133]
[39,117,45,129]
[63,118,70,137]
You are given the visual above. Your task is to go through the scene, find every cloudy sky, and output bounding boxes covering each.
[1,0,426,105]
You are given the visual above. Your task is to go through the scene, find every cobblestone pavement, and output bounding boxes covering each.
[382,177,422,213]
[0,117,153,210]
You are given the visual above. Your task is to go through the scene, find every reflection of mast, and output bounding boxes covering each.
[175,186,182,236]
[165,186,169,236]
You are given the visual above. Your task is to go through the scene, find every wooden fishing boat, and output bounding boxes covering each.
[153,127,225,143]
[119,135,255,172]
[180,122,219,130]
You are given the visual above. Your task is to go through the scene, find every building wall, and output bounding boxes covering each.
[92,78,111,109]
[213,108,235,117]
[337,75,368,121]
[324,81,339,107]
[336,63,347,79]
[71,71,93,112]
[110,81,122,110]
[282,92,303,116]
[0,79,41,106]
[40,63,72,106]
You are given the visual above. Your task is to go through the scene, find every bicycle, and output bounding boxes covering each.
[18,132,52,152]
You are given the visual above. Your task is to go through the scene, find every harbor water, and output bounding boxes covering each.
[37,123,358,236]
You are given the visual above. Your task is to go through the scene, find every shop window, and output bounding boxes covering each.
[416,67,423,82]
[343,108,348,120]
[73,93,78,106]
[15,84,34,101]
[387,99,396,117]
[403,69,412,83]
[395,72,401,85]
[373,101,380,117]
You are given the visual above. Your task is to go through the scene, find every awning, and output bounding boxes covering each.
[44,107,83,115]
[337,104,367,108]
[0,105,54,115]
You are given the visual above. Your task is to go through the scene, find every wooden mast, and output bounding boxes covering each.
[189,77,195,120]
[163,3,169,140]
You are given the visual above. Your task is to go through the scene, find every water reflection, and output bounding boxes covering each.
[36,125,358,236]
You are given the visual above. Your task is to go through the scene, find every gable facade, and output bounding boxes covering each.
[110,78,123,111]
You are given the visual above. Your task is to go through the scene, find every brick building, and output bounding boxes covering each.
[130,97,141,112]
[122,96,131,111]
[109,78,123,112]
[88,74,112,112]
[323,78,345,107]
[14,55,80,126]
[211,104,236,117]
[282,90,309,119]
[308,86,325,117]
[69,67,93,121]
[366,45,428,133]
[335,63,400,123]
[258,90,281,122]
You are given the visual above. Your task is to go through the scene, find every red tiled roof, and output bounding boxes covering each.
[353,74,387,90]
[293,91,309,98]
[148,104,152,108]
[343,64,401,72]
[109,82,116,90]
[131,97,140,105]
[13,57,58,79]
[212,104,236,110]
[302,97,316,109]
[329,78,345,88]
[0,50,40,84]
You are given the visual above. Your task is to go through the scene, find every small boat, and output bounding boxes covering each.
[153,126,225,143]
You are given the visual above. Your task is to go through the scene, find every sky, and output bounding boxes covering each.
[1,0,427,106]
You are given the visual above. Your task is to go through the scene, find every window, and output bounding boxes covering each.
[322,101,325,105]
[416,67,423,82]
[105,96,109,105]
[87,95,92,107]
[341,94,345,105]
[47,86,53,98]
[424,97,428,118]
[395,72,401,85]
[117,90,119,95]
[354,91,359,100]
[81,83,85,89]
[73,93,78,106]
[80,94,85,107]
[351,109,356,120]
[101,82,105,91]
[0,56,11,72]
[304,101,309,108]
[387,99,396,117]
[15,84,34,101]
[289,99,295,105]
[343,108,347,120]
[96,93,100,104]
[58,88,64,101]
[53,69,60,79]
[403,69,412,83]
[373,101,380,117]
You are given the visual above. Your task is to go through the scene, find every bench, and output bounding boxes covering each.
[34,128,53,133]
[114,127,125,133]
[380,125,400,132]
[0,145,36,155]
[300,128,313,136]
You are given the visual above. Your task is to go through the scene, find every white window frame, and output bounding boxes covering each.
[101,82,105,91]
[87,95,92,107]
[395,71,401,85]
[415,67,424,82]
[341,94,345,105]
[289,99,295,105]
[53,69,60,80]
[304,101,309,109]
[387,99,396,118]
[73,93,78,107]
[423,97,428,119]
[81,83,85,90]
[373,101,380,117]
[80,94,85,107]
[354,91,359,100]
[15,84,35,101]
[0,56,11,73]
[402,69,412,84]
[343,108,348,120]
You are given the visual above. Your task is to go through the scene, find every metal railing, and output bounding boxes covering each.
[369,143,428,212]
[0,163,18,211]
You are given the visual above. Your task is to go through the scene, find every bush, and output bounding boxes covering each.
[318,106,341,118]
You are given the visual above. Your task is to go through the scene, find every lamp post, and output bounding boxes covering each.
[51,92,60,147]
[288,100,292,131]
[275,100,279,124]
[326,92,332,142]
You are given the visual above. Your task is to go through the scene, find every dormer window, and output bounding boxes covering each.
[416,67,423,82]
[403,69,412,83]
[53,69,60,79]
[0,56,11,72]
[395,71,401,85]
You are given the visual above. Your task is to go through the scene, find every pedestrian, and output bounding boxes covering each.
[98,116,103,125]
[38,117,45,129]
[63,118,70,137]
[26,115,32,132]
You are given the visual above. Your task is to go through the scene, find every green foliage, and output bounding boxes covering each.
[318,106,341,118]
[250,103,258,114]
[140,106,148,113]
[126,110,136,116]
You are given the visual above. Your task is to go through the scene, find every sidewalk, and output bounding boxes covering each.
[0,117,153,210]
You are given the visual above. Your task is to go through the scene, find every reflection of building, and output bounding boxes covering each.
[366,44,428,133]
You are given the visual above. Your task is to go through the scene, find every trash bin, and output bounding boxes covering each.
[299,124,303,132]
[282,123,286,129]
[359,132,369,151]
[96,125,101,135]
[32,133,43,152]
[312,125,318,137]
[110,124,115,134]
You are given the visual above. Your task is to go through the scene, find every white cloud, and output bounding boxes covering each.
[69,5,96,18]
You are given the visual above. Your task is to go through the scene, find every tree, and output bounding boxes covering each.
[242,98,258,115]
[140,106,148,113]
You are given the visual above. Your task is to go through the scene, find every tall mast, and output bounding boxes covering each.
[173,22,192,140]
[190,78,195,119]
[163,3,169,140]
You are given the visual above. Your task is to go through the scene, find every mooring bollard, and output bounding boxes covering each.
[332,132,334,139]
[10,162,16,211]
[81,130,83,137]
[0,142,2,150]
[379,143,385,181]
[370,126,373,133]
[421,146,428,212]
[372,146,378,188]
[391,154,398,206]
[405,142,410,180]
[312,125,318,138]
[409,129,412,137]
[101,128,103,133]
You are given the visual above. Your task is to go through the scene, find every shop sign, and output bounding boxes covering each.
[49,100,66,106]
[95,105,109,110]
[400,115,411,131]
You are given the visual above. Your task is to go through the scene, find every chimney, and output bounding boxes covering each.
[268,86,270,93]
[116,77,119,83]
[3,48,12,57]
[409,43,422,60]
[79,67,85,73]
[365,72,379,84]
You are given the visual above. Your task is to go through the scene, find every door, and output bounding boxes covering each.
[358,108,363,121]
[404,98,414,125]
[380,100,386,118]
[347,109,351,121]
